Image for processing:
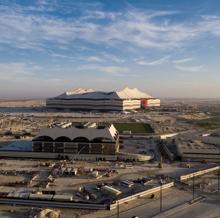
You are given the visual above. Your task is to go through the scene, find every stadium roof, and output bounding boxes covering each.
[117,87,152,99]
[34,124,118,141]
[54,87,152,100]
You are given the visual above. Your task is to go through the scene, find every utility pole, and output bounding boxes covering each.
[192,174,195,201]
[218,171,220,193]
[117,200,119,218]
[159,156,163,168]
[160,179,163,213]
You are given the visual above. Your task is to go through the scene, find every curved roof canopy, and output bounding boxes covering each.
[52,87,152,100]
[34,124,118,142]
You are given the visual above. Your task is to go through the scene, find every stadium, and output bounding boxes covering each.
[32,123,120,160]
[0,122,153,161]
[46,87,160,111]
[30,123,152,161]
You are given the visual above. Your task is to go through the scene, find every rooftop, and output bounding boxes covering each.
[52,87,152,100]
[33,123,118,141]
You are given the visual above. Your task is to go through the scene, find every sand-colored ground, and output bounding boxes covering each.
[0,99,45,107]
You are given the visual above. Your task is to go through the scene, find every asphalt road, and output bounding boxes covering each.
[109,188,192,218]
[170,198,220,218]
[110,187,220,218]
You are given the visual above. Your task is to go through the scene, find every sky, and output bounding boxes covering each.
[0,0,220,99]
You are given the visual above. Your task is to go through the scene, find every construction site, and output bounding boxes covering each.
[0,99,220,218]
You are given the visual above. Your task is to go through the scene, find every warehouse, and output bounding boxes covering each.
[32,123,120,159]
[46,87,159,111]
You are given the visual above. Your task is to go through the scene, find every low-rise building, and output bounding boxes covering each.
[175,131,220,162]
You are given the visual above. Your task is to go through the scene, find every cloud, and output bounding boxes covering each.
[145,10,179,19]
[174,64,204,72]
[137,56,170,66]
[85,54,124,63]
[0,61,72,98]
[199,15,220,36]
[50,53,70,59]
[0,62,63,81]
[173,58,194,64]
[77,64,129,76]
[1,4,220,52]
[86,56,104,62]
[98,66,129,75]
[135,55,203,71]
[0,62,35,80]
[81,10,121,20]
[102,54,124,63]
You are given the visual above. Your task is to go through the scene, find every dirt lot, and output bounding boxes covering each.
[0,99,45,107]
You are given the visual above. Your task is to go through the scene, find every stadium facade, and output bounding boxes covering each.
[46,87,160,111]
[31,123,152,161]
[141,98,161,108]
[32,123,120,157]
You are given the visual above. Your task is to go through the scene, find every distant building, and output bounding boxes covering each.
[32,123,119,159]
[176,130,220,162]
[46,87,160,111]
[141,98,161,108]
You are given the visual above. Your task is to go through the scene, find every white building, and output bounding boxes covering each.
[32,123,119,156]
[46,87,158,111]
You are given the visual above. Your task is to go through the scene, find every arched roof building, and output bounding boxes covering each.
[32,123,119,156]
[34,124,118,142]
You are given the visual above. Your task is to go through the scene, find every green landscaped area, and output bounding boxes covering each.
[113,122,154,134]
[196,116,220,129]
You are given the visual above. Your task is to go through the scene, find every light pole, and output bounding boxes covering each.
[117,199,119,218]
[218,171,220,193]
[192,174,195,201]
[160,179,163,213]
